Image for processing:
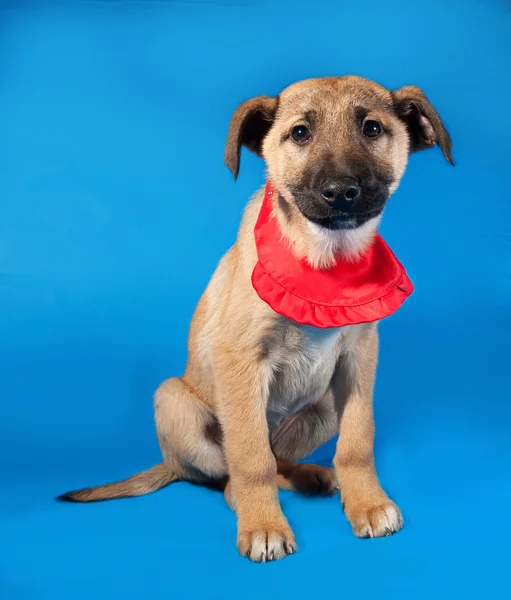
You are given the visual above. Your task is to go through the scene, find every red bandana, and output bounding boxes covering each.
[251,182,414,328]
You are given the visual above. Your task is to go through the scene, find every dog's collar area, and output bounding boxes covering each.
[251,182,414,328]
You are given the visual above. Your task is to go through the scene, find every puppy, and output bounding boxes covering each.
[59,76,452,562]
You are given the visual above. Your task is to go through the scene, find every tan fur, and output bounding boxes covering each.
[59,76,452,562]
[59,463,177,502]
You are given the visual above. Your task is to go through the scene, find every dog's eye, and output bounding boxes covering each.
[291,125,312,144]
[362,120,382,138]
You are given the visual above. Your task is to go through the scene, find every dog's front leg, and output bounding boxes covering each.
[215,349,296,562]
[332,324,404,538]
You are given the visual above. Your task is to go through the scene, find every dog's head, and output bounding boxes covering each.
[225,76,453,266]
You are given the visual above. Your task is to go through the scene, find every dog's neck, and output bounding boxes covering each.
[271,187,381,270]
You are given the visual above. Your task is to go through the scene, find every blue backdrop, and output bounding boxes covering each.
[1,1,510,598]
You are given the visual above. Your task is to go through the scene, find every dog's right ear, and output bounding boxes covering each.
[224,96,279,179]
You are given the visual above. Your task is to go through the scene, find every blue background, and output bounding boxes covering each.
[1,0,510,598]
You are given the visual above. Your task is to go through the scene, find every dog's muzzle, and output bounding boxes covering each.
[292,177,387,231]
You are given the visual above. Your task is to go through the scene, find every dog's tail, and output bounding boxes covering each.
[56,462,178,503]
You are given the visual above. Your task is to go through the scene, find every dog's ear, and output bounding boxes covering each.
[224,95,279,179]
[392,85,454,166]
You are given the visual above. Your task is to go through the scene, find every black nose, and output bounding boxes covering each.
[320,177,360,212]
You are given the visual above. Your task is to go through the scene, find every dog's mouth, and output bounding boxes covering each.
[301,208,382,230]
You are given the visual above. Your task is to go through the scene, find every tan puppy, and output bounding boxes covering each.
[59,76,452,562]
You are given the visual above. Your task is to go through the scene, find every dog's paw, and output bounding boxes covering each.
[237,527,297,562]
[289,464,339,496]
[346,502,403,539]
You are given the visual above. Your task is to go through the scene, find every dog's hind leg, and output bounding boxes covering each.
[154,377,228,486]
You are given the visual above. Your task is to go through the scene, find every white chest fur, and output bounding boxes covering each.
[266,323,347,425]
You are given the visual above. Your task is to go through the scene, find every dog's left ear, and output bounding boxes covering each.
[224,95,279,179]
[392,85,454,166]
